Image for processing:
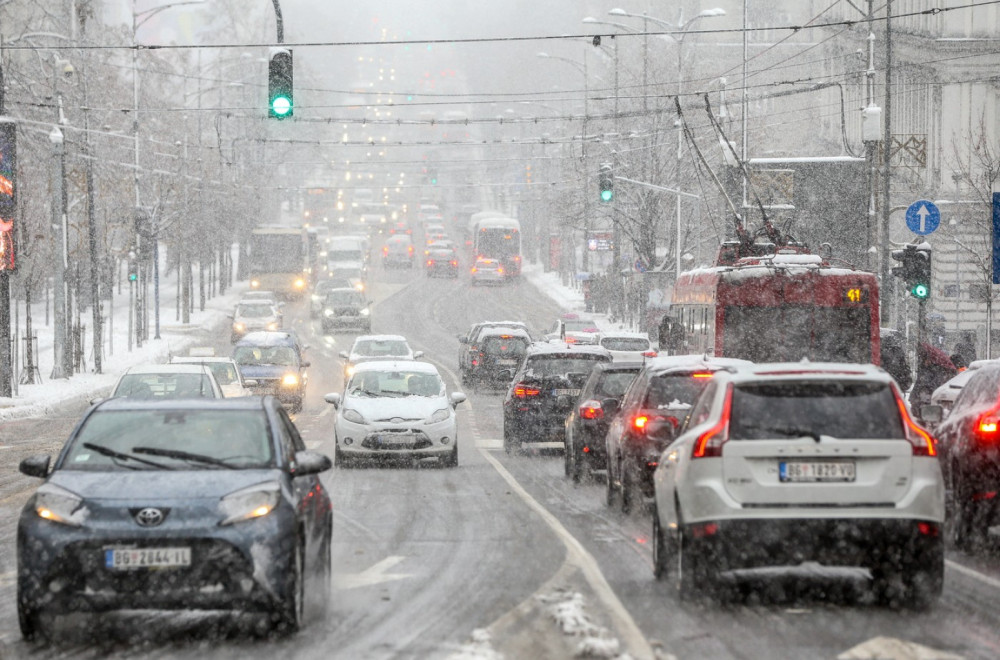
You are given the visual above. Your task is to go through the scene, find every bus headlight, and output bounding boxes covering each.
[294,279,306,289]
[250,280,260,289]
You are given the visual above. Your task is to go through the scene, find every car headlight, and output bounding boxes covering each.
[233,322,246,332]
[281,373,299,387]
[311,294,320,302]
[427,408,450,424]
[342,408,366,424]
[360,308,370,316]
[294,279,306,288]
[266,322,279,331]
[323,308,334,317]
[250,280,260,288]
[219,481,280,526]
[34,483,85,527]
[346,365,356,376]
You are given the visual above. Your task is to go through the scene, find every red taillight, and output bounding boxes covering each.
[891,385,936,456]
[408,246,414,254]
[690,522,719,538]
[580,400,603,420]
[450,260,458,266]
[382,246,389,255]
[642,350,658,358]
[693,384,733,458]
[917,521,940,537]
[977,411,1000,437]
[582,446,591,453]
[426,260,434,266]
[633,415,649,430]
[513,383,541,398]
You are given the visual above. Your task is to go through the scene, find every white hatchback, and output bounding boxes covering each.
[324,361,466,467]
[651,362,944,608]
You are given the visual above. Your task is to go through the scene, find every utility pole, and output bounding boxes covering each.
[880,0,895,327]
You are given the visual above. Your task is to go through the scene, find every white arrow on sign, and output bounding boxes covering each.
[917,204,931,233]
[837,636,964,660]
[334,556,413,590]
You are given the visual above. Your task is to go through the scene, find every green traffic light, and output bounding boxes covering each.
[271,96,292,116]
[128,273,137,282]
[600,189,613,203]
[911,283,929,299]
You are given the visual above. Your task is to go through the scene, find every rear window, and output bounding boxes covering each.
[526,355,608,377]
[482,337,529,355]
[643,373,709,410]
[728,381,904,440]
[595,371,639,398]
[601,337,650,352]
[114,373,216,399]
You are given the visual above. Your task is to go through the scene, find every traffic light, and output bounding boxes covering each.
[598,163,613,203]
[890,244,932,300]
[0,119,17,271]
[428,168,438,185]
[268,49,293,119]
[127,260,138,282]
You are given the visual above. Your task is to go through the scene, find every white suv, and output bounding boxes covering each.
[651,362,944,607]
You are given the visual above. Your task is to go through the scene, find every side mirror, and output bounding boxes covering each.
[338,351,349,360]
[301,361,311,368]
[292,450,333,477]
[450,392,467,407]
[19,454,51,479]
[919,404,944,425]
[457,335,468,344]
[243,379,258,388]
[602,398,621,415]
[413,351,424,359]
[324,392,342,407]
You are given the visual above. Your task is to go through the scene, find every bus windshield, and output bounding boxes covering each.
[722,305,871,364]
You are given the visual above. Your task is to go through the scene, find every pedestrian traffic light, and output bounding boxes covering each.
[890,243,931,300]
[268,49,293,119]
[599,163,613,203]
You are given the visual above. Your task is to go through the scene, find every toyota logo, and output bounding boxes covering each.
[134,508,166,527]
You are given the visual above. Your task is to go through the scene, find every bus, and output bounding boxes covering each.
[303,188,341,223]
[248,226,309,299]
[472,216,522,277]
[668,248,880,365]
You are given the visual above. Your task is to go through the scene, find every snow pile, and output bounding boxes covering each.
[448,628,503,660]
[538,590,626,659]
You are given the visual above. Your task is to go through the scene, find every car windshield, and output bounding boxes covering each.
[349,370,443,397]
[353,339,410,357]
[113,373,215,399]
[325,291,364,306]
[236,304,275,318]
[729,381,904,440]
[62,410,273,470]
[233,346,298,367]
[644,373,711,410]
[526,355,606,377]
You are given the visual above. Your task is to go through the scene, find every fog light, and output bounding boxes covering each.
[440,437,451,445]
[343,438,354,446]
[240,578,254,593]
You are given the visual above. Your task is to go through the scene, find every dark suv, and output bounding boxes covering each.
[502,343,611,454]
[457,321,530,384]
[563,361,643,482]
[931,362,1000,550]
[470,327,532,390]
[604,356,750,513]
[233,331,310,412]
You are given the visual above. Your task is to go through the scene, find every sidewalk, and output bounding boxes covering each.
[0,246,248,421]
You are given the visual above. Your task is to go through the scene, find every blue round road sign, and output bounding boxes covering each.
[905,200,940,236]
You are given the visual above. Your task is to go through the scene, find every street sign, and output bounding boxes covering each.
[905,200,940,235]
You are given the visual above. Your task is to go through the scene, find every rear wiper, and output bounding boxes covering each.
[83,442,175,470]
[740,424,823,442]
[133,446,236,469]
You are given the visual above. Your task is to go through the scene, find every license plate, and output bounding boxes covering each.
[377,434,413,445]
[553,389,580,397]
[779,461,856,483]
[497,359,517,365]
[105,547,191,570]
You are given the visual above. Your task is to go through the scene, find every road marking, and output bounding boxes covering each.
[476,437,503,449]
[318,405,333,418]
[837,636,964,660]
[945,558,1000,591]
[476,447,655,660]
[333,556,413,590]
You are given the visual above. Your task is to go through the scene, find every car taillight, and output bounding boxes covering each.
[891,384,936,456]
[642,350,658,358]
[426,260,434,266]
[513,383,541,398]
[977,410,1000,439]
[692,384,733,458]
[382,246,389,255]
[450,260,458,266]
[580,400,603,420]
[498,267,504,274]
[470,267,477,274]
[408,246,414,254]
[633,415,650,431]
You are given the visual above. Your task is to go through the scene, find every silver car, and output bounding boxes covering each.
[231,301,283,342]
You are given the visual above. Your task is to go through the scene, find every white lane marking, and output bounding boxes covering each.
[476,438,503,449]
[476,447,655,660]
[306,440,322,450]
[319,405,333,418]
[837,636,964,660]
[945,558,1000,591]
[333,556,413,590]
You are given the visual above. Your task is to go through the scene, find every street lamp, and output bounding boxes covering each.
[48,124,68,378]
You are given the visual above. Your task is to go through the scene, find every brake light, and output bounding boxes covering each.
[513,383,541,398]
[891,385,936,456]
[498,267,505,274]
[382,246,389,255]
[426,260,434,266]
[450,260,458,266]
[691,372,714,379]
[580,400,603,420]
[693,384,732,458]
[633,415,649,430]
[642,350,658,358]
[408,245,414,254]
[978,410,1000,438]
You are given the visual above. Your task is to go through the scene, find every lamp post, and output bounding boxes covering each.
[48,123,67,379]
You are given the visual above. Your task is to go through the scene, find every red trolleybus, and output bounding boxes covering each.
[669,249,880,365]
[473,216,522,277]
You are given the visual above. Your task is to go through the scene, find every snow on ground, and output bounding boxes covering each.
[520,263,642,337]
[537,589,627,659]
[446,628,504,660]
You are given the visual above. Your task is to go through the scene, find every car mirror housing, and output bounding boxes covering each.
[293,451,332,477]
[919,403,944,425]
[338,351,349,360]
[324,393,341,407]
[19,454,51,479]
[602,398,620,414]
[243,379,258,387]
[413,351,424,359]
[450,392,467,407]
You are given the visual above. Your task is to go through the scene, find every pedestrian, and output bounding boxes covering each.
[879,330,912,391]
[954,330,977,367]
[910,342,957,407]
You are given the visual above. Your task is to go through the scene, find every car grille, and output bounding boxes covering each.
[331,307,360,316]
[361,430,433,450]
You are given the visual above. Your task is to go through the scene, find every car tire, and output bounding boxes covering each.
[652,508,673,581]
[17,580,44,642]
[677,529,707,600]
[310,518,333,618]
[620,461,634,515]
[442,444,459,468]
[503,423,519,455]
[605,456,620,508]
[274,539,305,633]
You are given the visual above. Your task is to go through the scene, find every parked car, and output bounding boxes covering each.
[233,331,310,412]
[502,343,612,454]
[109,364,224,400]
[230,300,283,343]
[338,334,423,381]
[382,234,415,268]
[320,288,373,334]
[16,396,333,640]
[604,356,751,513]
[324,361,466,467]
[651,362,943,607]
[470,257,504,285]
[457,320,531,384]
[930,362,1000,550]
[598,332,656,362]
[469,327,532,389]
[169,355,254,398]
[564,361,643,483]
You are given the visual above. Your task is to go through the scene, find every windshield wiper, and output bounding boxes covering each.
[82,442,175,470]
[740,424,823,442]
[132,446,237,469]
